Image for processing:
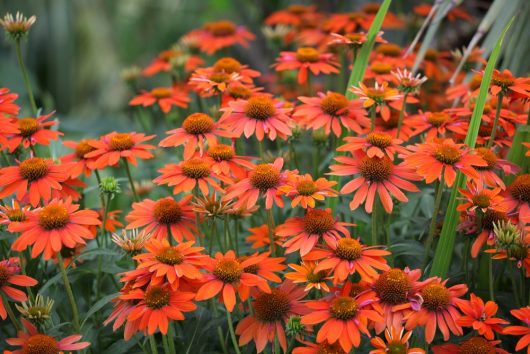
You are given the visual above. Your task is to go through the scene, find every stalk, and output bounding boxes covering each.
[488,256,495,300]
[149,335,159,354]
[123,159,139,202]
[423,177,444,269]
[486,93,504,148]
[370,106,376,132]
[57,253,80,332]
[226,310,241,354]
[1,294,21,330]
[15,39,38,115]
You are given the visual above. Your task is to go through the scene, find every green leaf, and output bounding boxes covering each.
[506,125,530,178]
[429,17,515,278]
[81,292,119,328]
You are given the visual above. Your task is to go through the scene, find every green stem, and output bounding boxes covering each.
[312,143,319,177]
[123,159,139,202]
[1,293,21,330]
[423,177,444,269]
[370,106,376,132]
[162,334,171,354]
[15,39,38,115]
[149,335,159,354]
[234,218,240,255]
[266,208,276,256]
[167,322,177,354]
[371,196,379,245]
[486,93,504,148]
[226,310,241,354]
[57,253,80,332]
[94,170,107,212]
[488,256,495,301]
[396,93,409,139]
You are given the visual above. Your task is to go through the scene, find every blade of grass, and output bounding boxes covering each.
[429,17,515,278]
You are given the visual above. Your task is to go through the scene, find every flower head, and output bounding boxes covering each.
[0,257,38,320]
[129,86,190,113]
[455,293,508,340]
[278,173,338,209]
[184,20,255,55]
[370,326,425,354]
[0,12,36,39]
[350,81,401,120]
[112,229,151,256]
[273,48,339,84]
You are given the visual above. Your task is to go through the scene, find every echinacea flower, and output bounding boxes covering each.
[327,31,386,48]
[404,139,487,187]
[0,200,29,226]
[337,131,408,160]
[273,47,340,85]
[485,69,530,99]
[189,68,243,97]
[304,236,390,284]
[285,261,331,292]
[60,139,98,177]
[237,252,286,283]
[329,151,421,213]
[129,86,190,113]
[219,94,292,141]
[278,173,338,209]
[159,113,234,159]
[85,131,156,169]
[350,81,401,121]
[292,340,348,354]
[5,112,63,153]
[325,12,370,33]
[224,158,287,209]
[9,198,101,260]
[15,293,54,324]
[473,147,519,189]
[5,318,90,353]
[504,174,530,223]
[123,285,196,335]
[404,278,467,343]
[265,5,315,26]
[195,250,270,312]
[455,293,508,340]
[0,87,20,116]
[370,327,425,354]
[235,281,308,353]
[0,257,37,320]
[294,91,367,137]
[504,306,530,353]
[245,224,284,250]
[391,68,427,93]
[406,111,462,141]
[0,12,36,39]
[276,208,352,256]
[433,337,508,354]
[112,229,151,256]
[457,182,508,215]
[301,282,383,353]
[125,196,197,242]
[185,20,255,55]
[0,157,71,207]
[205,144,255,180]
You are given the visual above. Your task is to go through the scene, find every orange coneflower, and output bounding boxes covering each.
[88,209,123,237]
[0,157,71,207]
[237,252,286,283]
[5,318,90,353]
[224,158,288,209]
[337,131,408,160]
[294,91,368,137]
[265,5,315,26]
[404,278,467,343]
[219,94,292,141]
[292,340,348,354]
[5,112,63,153]
[524,142,530,157]
[304,236,390,284]
[0,257,37,320]
[185,20,255,55]
[325,12,370,33]
[456,293,508,340]
[129,86,190,113]
[484,69,530,100]
[236,281,308,353]
[278,173,338,209]
[9,198,101,260]
[86,131,156,169]
[189,68,243,97]
[205,144,255,180]
[159,113,234,159]
[504,174,530,223]
[327,31,386,48]
[245,224,284,250]
[473,147,519,189]
[504,307,530,353]
[276,208,352,256]
[351,81,401,121]
[365,61,396,83]
[0,87,19,116]
[154,157,231,196]
[370,327,425,354]
[273,47,340,85]
[404,139,487,187]
[329,151,421,213]
[60,139,98,177]
[301,282,383,353]
[285,261,332,292]
[195,250,270,312]
[407,111,462,141]
[432,337,508,354]
[125,196,197,242]
[457,182,508,215]
[0,200,29,226]
[0,115,19,151]
[123,285,196,335]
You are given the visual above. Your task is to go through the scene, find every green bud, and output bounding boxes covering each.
[286,315,304,337]
[100,176,121,199]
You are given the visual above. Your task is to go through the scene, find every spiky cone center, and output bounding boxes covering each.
[19,158,49,182]
[205,20,236,36]
[359,155,393,182]
[427,112,449,127]
[287,4,309,14]
[491,71,515,89]
[295,47,320,62]
[335,238,363,261]
[386,342,407,354]
[475,148,497,170]
[348,12,365,21]
[17,118,39,137]
[182,113,215,135]
[367,132,393,149]
[245,96,276,121]
[181,158,211,179]
[330,296,359,320]
[23,334,59,354]
[296,180,318,196]
[510,174,530,203]
[345,33,364,44]
[370,62,392,74]
[320,92,349,116]
[6,208,26,222]
[424,49,438,62]
[483,210,508,231]
[303,209,335,235]
[421,284,451,311]
[24,306,52,321]
[227,85,252,100]
[469,74,483,91]
[363,3,380,13]
[144,286,170,309]
[434,145,461,165]
[373,268,412,305]
[153,199,182,225]
[250,164,280,191]
[214,259,242,283]
[109,133,135,151]
[349,283,365,298]
[365,87,387,101]
[75,140,96,159]
[472,193,491,209]
[460,337,496,354]
[39,205,70,230]
[0,265,9,287]
[213,57,242,74]
[156,247,184,265]
[253,289,291,322]
[316,341,347,354]
[376,43,401,57]
[208,144,234,162]
[508,244,528,261]
[209,72,230,83]
[150,87,173,98]
[306,268,327,283]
